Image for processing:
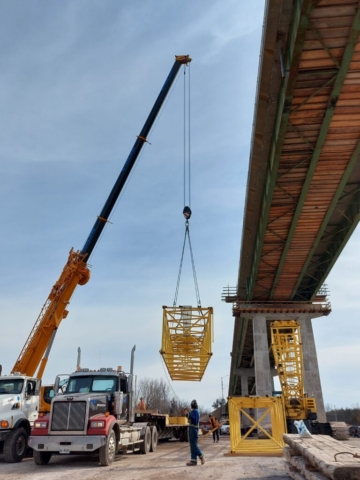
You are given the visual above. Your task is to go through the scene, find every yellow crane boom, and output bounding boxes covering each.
[12,249,90,377]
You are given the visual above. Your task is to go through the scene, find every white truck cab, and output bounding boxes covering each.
[0,373,40,462]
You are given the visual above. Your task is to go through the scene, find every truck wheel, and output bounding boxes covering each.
[140,426,151,454]
[99,429,116,466]
[150,426,158,452]
[33,451,52,465]
[3,428,28,463]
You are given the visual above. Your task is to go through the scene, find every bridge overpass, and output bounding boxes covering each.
[224,0,360,419]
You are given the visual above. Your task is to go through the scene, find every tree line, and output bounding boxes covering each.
[325,404,360,424]
[135,377,210,416]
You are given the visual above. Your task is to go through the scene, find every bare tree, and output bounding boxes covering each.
[136,377,172,412]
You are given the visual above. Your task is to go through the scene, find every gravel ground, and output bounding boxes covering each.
[0,435,291,480]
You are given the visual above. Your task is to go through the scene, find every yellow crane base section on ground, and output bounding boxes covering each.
[160,306,213,381]
[227,396,286,456]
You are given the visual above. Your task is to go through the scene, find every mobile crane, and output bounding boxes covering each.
[0,55,191,463]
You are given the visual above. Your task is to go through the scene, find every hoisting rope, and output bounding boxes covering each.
[173,62,201,308]
[173,220,201,307]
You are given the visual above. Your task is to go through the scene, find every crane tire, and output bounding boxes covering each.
[3,428,28,463]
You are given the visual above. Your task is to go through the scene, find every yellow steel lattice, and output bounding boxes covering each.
[160,306,213,381]
[227,396,286,456]
[270,320,310,419]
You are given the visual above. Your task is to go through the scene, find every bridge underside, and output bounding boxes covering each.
[228,0,360,395]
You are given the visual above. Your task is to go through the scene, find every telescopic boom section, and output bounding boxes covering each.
[12,55,191,378]
[81,54,191,259]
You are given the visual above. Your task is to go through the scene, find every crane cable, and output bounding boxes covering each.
[173,63,201,308]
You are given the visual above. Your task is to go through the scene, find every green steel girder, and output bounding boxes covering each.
[269,8,360,299]
[310,24,340,68]
[248,0,315,299]
[294,188,360,300]
[277,155,312,181]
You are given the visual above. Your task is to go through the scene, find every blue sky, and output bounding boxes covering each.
[1,0,359,411]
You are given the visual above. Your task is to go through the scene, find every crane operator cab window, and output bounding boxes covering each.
[0,379,24,395]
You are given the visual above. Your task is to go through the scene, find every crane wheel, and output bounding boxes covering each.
[4,428,28,463]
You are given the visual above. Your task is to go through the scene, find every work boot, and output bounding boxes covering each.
[200,456,205,465]
[186,461,197,466]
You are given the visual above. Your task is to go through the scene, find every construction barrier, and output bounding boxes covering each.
[160,306,213,381]
[227,396,286,456]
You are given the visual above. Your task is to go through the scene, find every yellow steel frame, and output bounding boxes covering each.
[160,306,213,381]
[270,320,314,419]
[227,396,286,456]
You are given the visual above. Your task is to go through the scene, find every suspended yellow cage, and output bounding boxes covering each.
[160,305,213,381]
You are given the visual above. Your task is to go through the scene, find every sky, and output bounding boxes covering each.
[0,0,359,412]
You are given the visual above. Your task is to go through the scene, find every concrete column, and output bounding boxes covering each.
[298,315,326,423]
[241,375,249,396]
[253,315,272,396]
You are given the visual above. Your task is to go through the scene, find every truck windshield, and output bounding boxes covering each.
[0,379,24,395]
[65,376,117,394]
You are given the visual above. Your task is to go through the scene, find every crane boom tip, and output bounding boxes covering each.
[175,55,192,64]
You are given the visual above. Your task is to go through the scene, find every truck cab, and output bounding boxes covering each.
[0,374,40,462]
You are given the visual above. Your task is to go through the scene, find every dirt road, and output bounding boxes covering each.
[0,435,291,480]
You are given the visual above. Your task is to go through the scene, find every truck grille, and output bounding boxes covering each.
[51,401,87,431]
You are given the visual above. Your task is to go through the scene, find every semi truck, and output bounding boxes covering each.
[29,346,188,466]
[0,54,191,462]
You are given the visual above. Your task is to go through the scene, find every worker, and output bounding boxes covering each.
[209,414,219,443]
[184,400,205,466]
[137,397,146,410]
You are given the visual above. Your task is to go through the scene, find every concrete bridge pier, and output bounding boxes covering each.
[298,314,326,423]
[253,314,273,396]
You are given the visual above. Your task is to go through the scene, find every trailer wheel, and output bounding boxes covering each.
[3,428,28,463]
[179,427,189,443]
[150,426,158,452]
[33,451,52,465]
[140,426,151,454]
[99,429,116,466]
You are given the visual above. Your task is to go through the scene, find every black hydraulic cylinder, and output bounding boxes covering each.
[81,55,191,260]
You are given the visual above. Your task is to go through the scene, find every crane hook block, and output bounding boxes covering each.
[183,206,192,220]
